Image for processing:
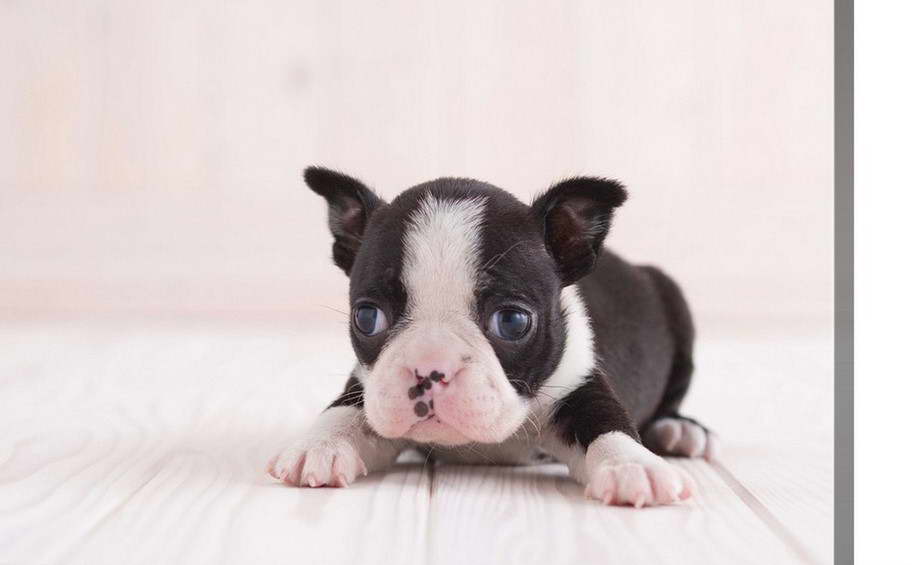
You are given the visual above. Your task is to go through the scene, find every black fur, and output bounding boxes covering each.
[639,266,696,422]
[304,167,386,276]
[551,373,640,447]
[551,252,698,448]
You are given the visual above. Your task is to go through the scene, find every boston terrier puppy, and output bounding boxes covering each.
[268,167,716,507]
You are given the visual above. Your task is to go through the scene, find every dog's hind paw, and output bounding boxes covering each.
[643,417,720,460]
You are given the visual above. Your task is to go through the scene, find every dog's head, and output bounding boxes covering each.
[305,167,626,445]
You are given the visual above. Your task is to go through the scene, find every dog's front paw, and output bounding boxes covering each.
[583,432,695,507]
[267,438,367,488]
[585,459,693,507]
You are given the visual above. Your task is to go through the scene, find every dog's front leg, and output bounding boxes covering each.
[541,375,695,507]
[268,377,404,487]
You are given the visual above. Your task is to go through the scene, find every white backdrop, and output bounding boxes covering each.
[0,1,833,330]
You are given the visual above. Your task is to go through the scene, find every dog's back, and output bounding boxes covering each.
[578,250,695,429]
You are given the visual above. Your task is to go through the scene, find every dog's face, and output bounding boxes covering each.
[305,168,626,445]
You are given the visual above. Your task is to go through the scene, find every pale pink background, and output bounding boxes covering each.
[0,1,833,332]
[0,4,836,562]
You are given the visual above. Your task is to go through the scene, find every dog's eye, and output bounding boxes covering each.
[353,304,388,336]
[489,308,532,341]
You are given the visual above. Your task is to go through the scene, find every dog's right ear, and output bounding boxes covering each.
[304,166,386,276]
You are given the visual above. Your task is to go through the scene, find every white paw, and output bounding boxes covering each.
[585,459,694,507]
[267,438,367,488]
[583,431,696,507]
[644,418,719,460]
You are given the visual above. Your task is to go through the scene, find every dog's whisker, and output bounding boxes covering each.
[319,304,350,317]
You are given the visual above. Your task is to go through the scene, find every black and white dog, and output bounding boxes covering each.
[268,167,716,507]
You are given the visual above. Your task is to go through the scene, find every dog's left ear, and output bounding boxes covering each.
[531,177,627,285]
[304,166,386,276]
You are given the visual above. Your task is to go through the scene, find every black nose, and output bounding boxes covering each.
[428,370,445,382]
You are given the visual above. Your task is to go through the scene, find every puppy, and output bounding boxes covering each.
[268,167,716,507]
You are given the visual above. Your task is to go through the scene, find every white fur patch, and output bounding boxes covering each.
[532,285,595,414]
[402,194,487,322]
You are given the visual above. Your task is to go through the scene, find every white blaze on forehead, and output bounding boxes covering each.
[402,195,487,320]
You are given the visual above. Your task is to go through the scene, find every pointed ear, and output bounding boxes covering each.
[304,166,386,276]
[530,177,627,285]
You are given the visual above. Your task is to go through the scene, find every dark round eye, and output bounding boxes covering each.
[353,304,388,336]
[489,308,532,341]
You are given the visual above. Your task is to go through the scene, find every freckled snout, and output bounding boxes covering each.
[364,321,527,445]
[404,348,469,416]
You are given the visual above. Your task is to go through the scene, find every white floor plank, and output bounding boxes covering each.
[0,322,832,565]
[427,459,804,565]
[685,332,834,565]
[714,449,831,565]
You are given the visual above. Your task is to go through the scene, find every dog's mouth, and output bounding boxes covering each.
[404,416,473,446]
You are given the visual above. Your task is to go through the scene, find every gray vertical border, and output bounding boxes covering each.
[834,0,853,563]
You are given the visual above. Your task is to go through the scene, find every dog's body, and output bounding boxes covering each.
[269,169,715,507]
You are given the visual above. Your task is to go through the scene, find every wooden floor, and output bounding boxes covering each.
[0,320,833,565]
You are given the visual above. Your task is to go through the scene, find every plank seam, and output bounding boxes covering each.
[711,460,821,565]
[425,458,437,565]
